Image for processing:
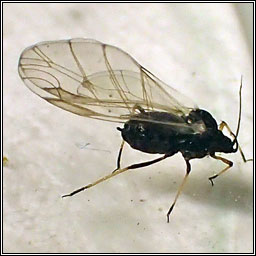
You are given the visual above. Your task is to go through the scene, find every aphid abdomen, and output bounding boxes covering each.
[119,111,188,155]
[120,121,178,154]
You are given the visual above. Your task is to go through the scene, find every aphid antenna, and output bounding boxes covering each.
[232,75,243,151]
[230,75,252,162]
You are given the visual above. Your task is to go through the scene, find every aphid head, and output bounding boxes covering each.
[215,131,236,153]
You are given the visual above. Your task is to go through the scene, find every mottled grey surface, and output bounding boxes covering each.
[3,2,253,253]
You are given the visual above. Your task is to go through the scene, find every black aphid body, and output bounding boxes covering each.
[119,109,235,161]
[19,39,250,222]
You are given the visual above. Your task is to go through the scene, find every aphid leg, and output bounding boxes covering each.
[112,140,125,173]
[219,121,252,162]
[62,154,170,198]
[112,104,145,174]
[208,154,233,186]
[167,160,191,223]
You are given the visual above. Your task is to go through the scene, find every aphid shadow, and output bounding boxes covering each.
[141,161,252,215]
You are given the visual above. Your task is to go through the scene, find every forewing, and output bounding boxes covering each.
[18,39,202,133]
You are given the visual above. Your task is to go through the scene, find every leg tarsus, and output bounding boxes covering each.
[62,183,92,198]
[209,174,217,186]
[166,203,175,223]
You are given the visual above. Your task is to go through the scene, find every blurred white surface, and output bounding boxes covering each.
[3,2,253,253]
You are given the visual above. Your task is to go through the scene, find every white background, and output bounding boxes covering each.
[3,2,253,253]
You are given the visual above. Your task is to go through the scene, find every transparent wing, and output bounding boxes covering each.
[18,38,199,130]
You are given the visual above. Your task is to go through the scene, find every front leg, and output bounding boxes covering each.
[219,121,252,163]
[209,154,233,186]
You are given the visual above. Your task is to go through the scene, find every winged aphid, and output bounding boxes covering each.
[18,39,251,222]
